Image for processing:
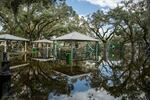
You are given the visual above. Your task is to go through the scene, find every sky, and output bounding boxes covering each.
[66,0,124,16]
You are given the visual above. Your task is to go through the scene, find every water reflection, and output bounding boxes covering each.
[5,54,114,100]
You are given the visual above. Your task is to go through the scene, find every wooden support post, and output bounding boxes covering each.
[46,43,49,58]
[24,53,27,62]
[24,41,27,52]
[32,44,34,48]
[4,41,7,52]
[53,41,57,60]
[70,41,74,73]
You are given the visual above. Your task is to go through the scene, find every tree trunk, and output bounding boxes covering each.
[147,0,150,42]
[131,40,135,63]
[103,41,108,61]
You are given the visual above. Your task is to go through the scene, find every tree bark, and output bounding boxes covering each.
[131,40,135,63]
[103,41,108,61]
[147,0,150,42]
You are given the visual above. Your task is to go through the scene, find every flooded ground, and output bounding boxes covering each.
[5,54,115,100]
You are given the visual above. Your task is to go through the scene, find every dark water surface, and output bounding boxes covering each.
[6,54,114,100]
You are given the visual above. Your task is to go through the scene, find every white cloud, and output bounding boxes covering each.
[78,0,123,8]
[48,89,115,100]
[78,14,86,18]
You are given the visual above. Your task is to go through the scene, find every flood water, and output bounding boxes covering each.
[6,54,115,100]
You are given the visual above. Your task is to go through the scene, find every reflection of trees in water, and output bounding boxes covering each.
[8,53,150,100]
[9,61,97,100]
[92,58,150,99]
[86,0,150,99]
[10,61,69,100]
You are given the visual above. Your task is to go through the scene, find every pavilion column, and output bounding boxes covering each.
[70,42,73,73]
[37,43,41,57]
[71,41,73,67]
[53,41,57,60]
[24,53,27,62]
[46,43,49,58]
[4,41,7,52]
[33,43,35,48]
[24,41,27,52]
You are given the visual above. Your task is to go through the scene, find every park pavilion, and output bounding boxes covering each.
[32,39,53,61]
[53,32,99,66]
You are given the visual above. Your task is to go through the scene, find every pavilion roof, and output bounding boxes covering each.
[0,34,29,41]
[33,39,53,43]
[53,32,99,42]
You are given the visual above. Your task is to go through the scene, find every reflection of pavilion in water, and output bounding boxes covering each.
[10,61,97,100]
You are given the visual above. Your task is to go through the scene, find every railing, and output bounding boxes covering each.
[56,49,96,61]
[32,47,53,58]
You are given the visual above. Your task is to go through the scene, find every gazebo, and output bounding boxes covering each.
[53,32,99,65]
[32,39,53,60]
[0,34,29,53]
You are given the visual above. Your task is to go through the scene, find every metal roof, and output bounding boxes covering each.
[0,34,29,41]
[53,32,99,41]
[33,39,53,43]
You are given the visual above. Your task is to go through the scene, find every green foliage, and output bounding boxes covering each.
[0,0,59,15]
[91,0,150,99]
[108,36,124,61]
[0,0,88,40]
[0,0,149,99]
